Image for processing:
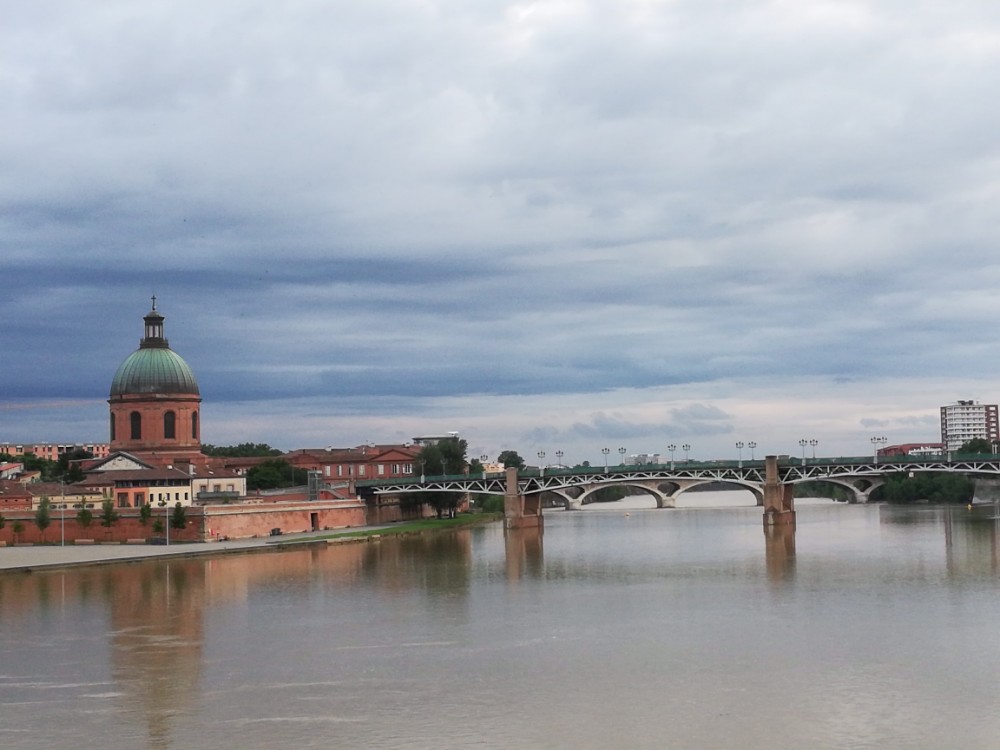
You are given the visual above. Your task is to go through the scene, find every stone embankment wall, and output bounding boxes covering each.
[0,501,367,545]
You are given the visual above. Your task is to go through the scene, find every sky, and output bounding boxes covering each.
[3,0,1000,466]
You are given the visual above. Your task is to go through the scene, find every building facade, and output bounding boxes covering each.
[939,400,1000,451]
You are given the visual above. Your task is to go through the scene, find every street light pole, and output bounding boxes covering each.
[736,441,744,467]
[667,444,676,470]
[799,439,807,465]
[60,481,65,547]
[555,450,564,468]
[748,441,757,461]
[618,447,626,467]
[537,451,546,477]
[481,454,488,480]
[602,447,610,472]
[871,436,887,464]
[682,444,691,462]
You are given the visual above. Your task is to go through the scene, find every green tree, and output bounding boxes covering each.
[958,438,992,455]
[152,518,164,534]
[875,472,975,504]
[76,507,93,528]
[56,448,94,482]
[202,443,283,457]
[34,496,52,541]
[247,459,309,490]
[12,520,25,542]
[497,450,525,469]
[0,512,5,530]
[170,503,187,530]
[138,503,152,526]
[412,437,470,517]
[100,500,120,529]
[19,452,59,481]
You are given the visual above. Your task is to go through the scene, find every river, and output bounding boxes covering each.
[2,496,1000,749]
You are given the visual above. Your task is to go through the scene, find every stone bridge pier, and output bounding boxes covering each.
[504,467,542,530]
[763,455,795,527]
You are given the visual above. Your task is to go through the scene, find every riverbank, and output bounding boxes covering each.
[0,513,501,574]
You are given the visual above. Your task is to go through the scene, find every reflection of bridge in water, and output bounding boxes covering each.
[358,453,1000,528]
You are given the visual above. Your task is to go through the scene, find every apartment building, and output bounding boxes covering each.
[939,400,1000,451]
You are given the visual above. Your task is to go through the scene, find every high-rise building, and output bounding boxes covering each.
[939,400,999,451]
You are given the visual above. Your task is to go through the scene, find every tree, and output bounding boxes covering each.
[12,521,25,542]
[247,459,309,490]
[412,437,470,517]
[497,450,525,469]
[34,497,52,541]
[76,507,93,528]
[152,518,164,534]
[0,512,5,530]
[19,452,59,481]
[958,438,992,455]
[138,503,152,526]
[875,472,975,504]
[100,500,120,529]
[170,503,187,530]
[202,443,283,457]
[57,448,94,482]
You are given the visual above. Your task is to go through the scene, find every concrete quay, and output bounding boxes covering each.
[0,531,351,573]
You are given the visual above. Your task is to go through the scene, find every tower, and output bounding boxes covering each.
[108,300,203,464]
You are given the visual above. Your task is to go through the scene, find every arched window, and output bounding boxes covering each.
[164,411,176,440]
[110,413,116,441]
[130,411,142,440]
[192,411,199,440]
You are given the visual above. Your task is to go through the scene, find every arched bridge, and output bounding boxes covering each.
[355,453,1000,510]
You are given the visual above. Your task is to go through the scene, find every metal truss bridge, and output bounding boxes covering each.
[355,453,1000,507]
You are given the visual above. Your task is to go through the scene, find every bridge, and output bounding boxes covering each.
[355,453,1000,529]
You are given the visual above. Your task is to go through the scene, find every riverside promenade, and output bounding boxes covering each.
[0,531,342,573]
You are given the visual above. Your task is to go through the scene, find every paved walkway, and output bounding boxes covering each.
[0,531,352,573]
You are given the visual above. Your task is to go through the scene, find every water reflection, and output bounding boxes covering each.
[504,527,544,580]
[763,523,796,584]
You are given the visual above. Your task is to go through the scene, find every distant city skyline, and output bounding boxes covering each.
[4,2,1000,464]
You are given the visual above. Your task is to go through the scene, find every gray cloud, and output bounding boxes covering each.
[4,1,1000,461]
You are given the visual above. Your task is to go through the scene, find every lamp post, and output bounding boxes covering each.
[748,441,757,461]
[682,444,691,462]
[419,459,425,483]
[871,436,887,463]
[799,439,808,465]
[602,447,610,472]
[667,444,676,470]
[159,501,170,546]
[537,450,546,477]
[60,481,65,547]
[481,454,488,480]
[555,450,564,469]
[736,441,744,467]
[809,439,818,459]
[618,447,627,467]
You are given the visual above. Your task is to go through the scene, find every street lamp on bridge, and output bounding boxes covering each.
[602,447,610,472]
[736,441,744,467]
[809,439,819,459]
[748,441,757,461]
[871,436,887,463]
[667,444,676,470]
[682,444,691,462]
[555,450,564,468]
[798,439,808,465]
[618,446,627,467]
[481,454,488,480]
[537,451,546,477]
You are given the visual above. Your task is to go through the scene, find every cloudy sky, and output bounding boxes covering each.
[3,0,1000,465]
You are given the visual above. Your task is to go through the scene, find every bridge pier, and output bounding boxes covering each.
[762,455,795,527]
[504,467,543,530]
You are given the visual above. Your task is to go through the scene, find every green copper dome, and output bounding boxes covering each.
[110,347,200,396]
[109,303,200,397]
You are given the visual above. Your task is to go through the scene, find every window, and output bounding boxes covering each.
[358,465,366,476]
[110,414,116,441]
[192,411,199,439]
[130,411,142,440]
[377,464,385,476]
[164,411,176,439]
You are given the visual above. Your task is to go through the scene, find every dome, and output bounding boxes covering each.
[110,347,200,397]
[109,302,200,397]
